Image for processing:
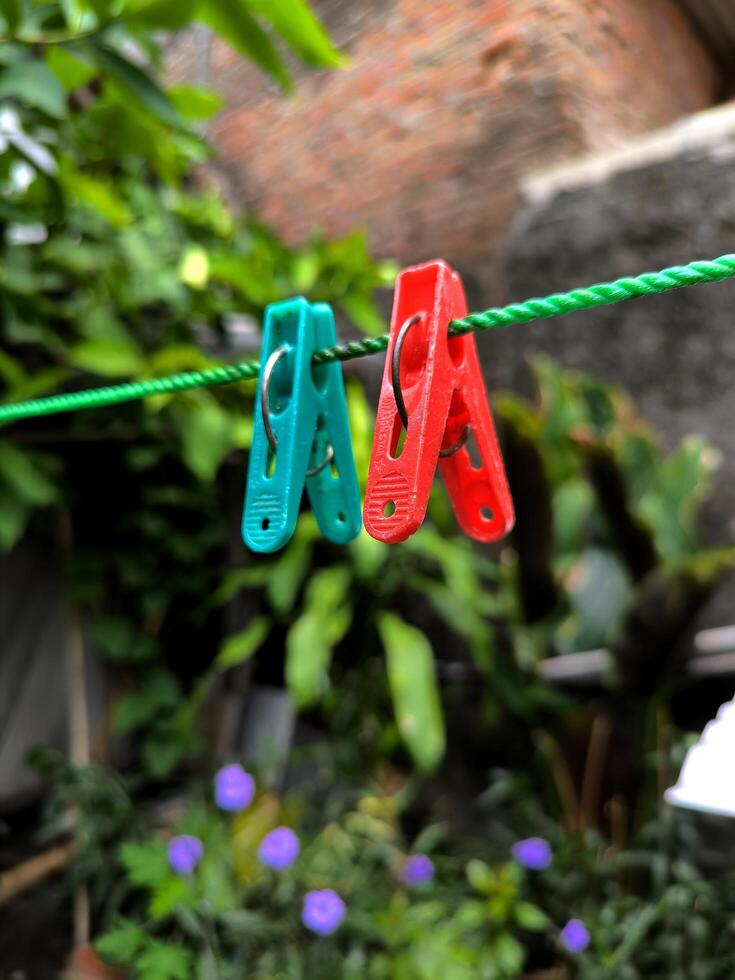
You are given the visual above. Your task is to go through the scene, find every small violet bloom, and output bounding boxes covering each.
[400,853,435,887]
[258,827,300,871]
[511,837,553,871]
[560,918,591,954]
[302,889,346,937]
[167,835,203,876]
[214,763,255,812]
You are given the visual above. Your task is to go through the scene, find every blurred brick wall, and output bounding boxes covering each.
[167,0,717,266]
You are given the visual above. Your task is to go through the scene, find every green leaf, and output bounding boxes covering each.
[216,616,270,669]
[198,849,238,912]
[69,338,144,377]
[245,0,345,68]
[177,394,238,481]
[169,85,223,121]
[515,902,548,931]
[0,350,26,389]
[120,839,170,890]
[142,726,188,779]
[377,613,445,772]
[115,671,181,734]
[197,0,290,91]
[638,435,719,559]
[552,478,594,560]
[339,292,385,336]
[0,442,58,506]
[492,933,524,975]
[145,344,212,375]
[81,0,116,21]
[466,859,494,894]
[136,940,194,980]
[91,43,184,129]
[348,528,387,583]
[0,59,67,118]
[561,547,631,652]
[121,0,198,29]
[58,0,97,33]
[4,367,72,405]
[149,875,188,918]
[92,615,157,663]
[212,565,273,605]
[60,165,132,227]
[95,919,146,965]
[345,381,375,494]
[266,521,315,613]
[285,565,352,707]
[0,0,24,35]
[45,45,96,91]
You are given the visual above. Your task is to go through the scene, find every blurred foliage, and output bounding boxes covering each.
[497,358,734,695]
[2,0,728,787]
[0,0,393,548]
[209,359,732,780]
[481,747,735,980]
[93,774,550,980]
[2,5,734,975]
[87,736,735,980]
[0,0,394,781]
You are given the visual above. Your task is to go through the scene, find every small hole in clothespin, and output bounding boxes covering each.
[383,501,396,517]
[465,429,482,470]
[337,512,346,523]
[390,424,407,461]
[480,506,493,522]
[261,517,270,530]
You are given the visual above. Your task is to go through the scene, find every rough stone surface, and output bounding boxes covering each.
[494,106,735,576]
[166,0,717,266]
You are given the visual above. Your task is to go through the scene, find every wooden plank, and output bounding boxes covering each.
[0,541,106,811]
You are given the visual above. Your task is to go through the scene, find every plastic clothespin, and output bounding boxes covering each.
[242,298,362,553]
[363,260,514,544]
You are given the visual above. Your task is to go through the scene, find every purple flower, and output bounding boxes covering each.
[560,918,590,954]
[400,854,435,886]
[302,889,346,936]
[167,835,203,876]
[214,763,255,812]
[258,827,300,871]
[511,837,552,871]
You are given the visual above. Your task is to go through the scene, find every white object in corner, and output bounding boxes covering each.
[666,698,735,817]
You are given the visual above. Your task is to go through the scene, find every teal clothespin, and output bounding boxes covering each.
[242,298,362,553]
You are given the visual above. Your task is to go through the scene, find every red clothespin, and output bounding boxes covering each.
[363,260,514,543]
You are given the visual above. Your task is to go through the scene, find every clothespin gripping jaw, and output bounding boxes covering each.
[363,260,514,543]
[242,298,361,553]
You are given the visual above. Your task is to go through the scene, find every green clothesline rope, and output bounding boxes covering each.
[1,253,734,424]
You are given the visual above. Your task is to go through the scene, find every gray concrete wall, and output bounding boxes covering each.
[477,103,735,566]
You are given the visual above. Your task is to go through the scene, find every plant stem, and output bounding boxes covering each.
[0,842,76,907]
[533,731,579,833]
[580,713,612,831]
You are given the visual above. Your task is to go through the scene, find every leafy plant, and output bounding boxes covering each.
[205,358,732,784]
[497,357,733,694]
[94,769,554,980]
[0,0,393,548]
[0,0,393,782]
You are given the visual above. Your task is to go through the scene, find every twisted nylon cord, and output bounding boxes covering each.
[1,254,734,423]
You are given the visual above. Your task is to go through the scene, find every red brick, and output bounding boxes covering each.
[167,0,717,265]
